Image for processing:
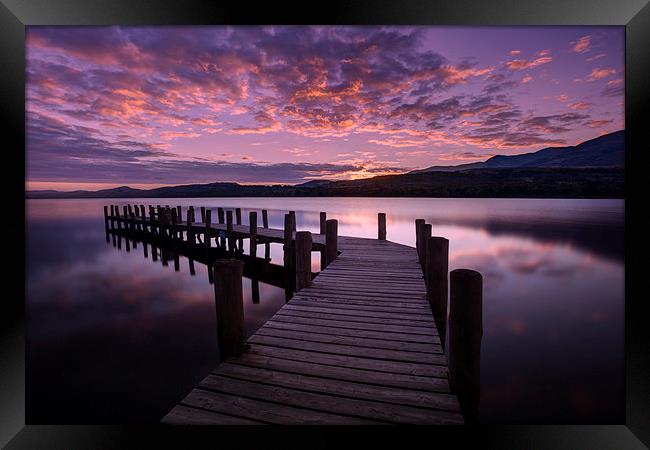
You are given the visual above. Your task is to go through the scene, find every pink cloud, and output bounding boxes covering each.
[568,101,592,110]
[586,67,616,81]
[505,50,552,70]
[571,35,591,53]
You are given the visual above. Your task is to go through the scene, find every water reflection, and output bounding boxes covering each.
[26,198,624,424]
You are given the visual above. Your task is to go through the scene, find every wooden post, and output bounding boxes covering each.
[187,207,194,243]
[177,206,182,223]
[226,210,234,255]
[420,223,432,276]
[103,205,109,226]
[378,212,386,240]
[295,231,312,290]
[218,207,225,224]
[417,222,431,268]
[205,209,212,249]
[171,208,178,240]
[325,219,338,267]
[213,259,246,358]
[262,209,269,228]
[415,219,425,259]
[448,269,483,424]
[200,206,206,224]
[426,236,449,347]
[283,213,295,293]
[249,211,257,259]
[289,211,296,233]
[235,208,243,249]
[320,212,327,270]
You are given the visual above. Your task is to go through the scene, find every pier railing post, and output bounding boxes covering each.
[426,236,449,347]
[200,206,206,224]
[325,219,338,267]
[262,209,269,228]
[415,219,425,260]
[235,208,243,250]
[205,209,212,250]
[289,211,296,233]
[378,213,386,240]
[420,223,432,275]
[226,210,234,255]
[249,211,258,260]
[213,259,246,358]
[295,231,312,290]
[320,212,327,269]
[448,268,483,425]
[176,206,182,224]
[283,213,296,293]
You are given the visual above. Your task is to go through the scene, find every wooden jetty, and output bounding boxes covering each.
[104,205,482,425]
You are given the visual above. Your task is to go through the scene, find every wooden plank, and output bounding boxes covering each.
[256,326,442,354]
[275,309,437,331]
[282,303,435,323]
[226,352,449,392]
[270,313,439,336]
[291,295,430,310]
[247,334,446,364]
[162,404,263,425]
[181,387,378,425]
[264,319,440,344]
[214,362,460,412]
[289,297,431,314]
[199,374,463,424]
[247,344,448,377]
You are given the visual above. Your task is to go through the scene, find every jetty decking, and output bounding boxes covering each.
[104,205,481,425]
[161,237,462,425]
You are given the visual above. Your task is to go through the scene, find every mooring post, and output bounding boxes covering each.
[295,231,313,291]
[213,259,246,357]
[378,212,387,240]
[235,208,243,249]
[262,209,269,228]
[415,219,425,259]
[226,210,234,255]
[420,223,432,275]
[283,213,296,293]
[249,211,258,259]
[426,236,449,347]
[205,209,212,250]
[325,219,338,267]
[448,269,483,425]
[417,221,431,269]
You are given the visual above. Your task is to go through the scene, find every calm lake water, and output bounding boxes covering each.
[26,197,624,424]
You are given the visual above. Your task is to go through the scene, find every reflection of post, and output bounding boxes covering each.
[295,231,312,290]
[320,212,327,270]
[325,219,338,267]
[174,251,180,272]
[226,210,234,255]
[426,236,449,347]
[378,212,386,240]
[249,211,258,260]
[449,269,482,425]
[104,206,110,242]
[189,258,196,276]
[143,240,148,258]
[213,259,246,358]
[251,278,260,304]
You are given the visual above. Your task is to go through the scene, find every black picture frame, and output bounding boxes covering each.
[2,0,648,447]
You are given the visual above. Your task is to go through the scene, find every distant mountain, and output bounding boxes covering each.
[26,131,624,200]
[411,130,624,174]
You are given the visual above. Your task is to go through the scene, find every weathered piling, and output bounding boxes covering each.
[213,259,246,357]
[103,206,110,238]
[187,207,195,243]
[176,206,182,223]
[217,207,225,224]
[217,207,225,247]
[448,268,483,424]
[295,231,312,290]
[226,210,234,254]
[205,209,212,249]
[235,208,243,249]
[200,206,206,224]
[320,212,327,269]
[415,219,425,259]
[171,208,178,240]
[289,211,296,233]
[325,219,338,267]
[262,209,269,228]
[426,236,449,347]
[283,213,296,292]
[417,222,431,268]
[249,211,258,259]
[378,213,386,240]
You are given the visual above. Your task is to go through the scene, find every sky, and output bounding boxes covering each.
[26,26,624,191]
